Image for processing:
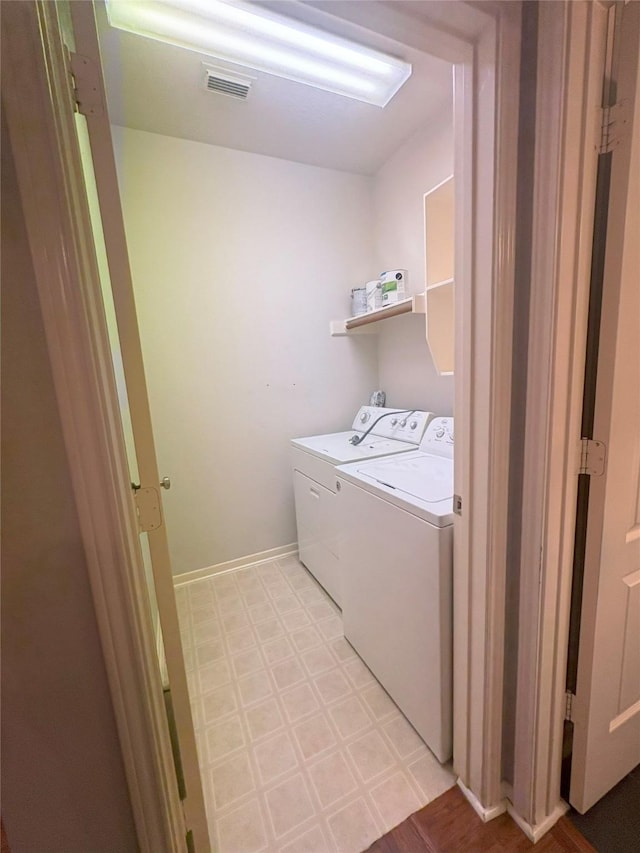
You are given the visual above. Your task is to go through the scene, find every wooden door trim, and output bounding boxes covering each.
[511,0,606,836]
[2,3,186,850]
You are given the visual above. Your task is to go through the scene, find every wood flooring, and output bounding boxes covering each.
[365,786,595,853]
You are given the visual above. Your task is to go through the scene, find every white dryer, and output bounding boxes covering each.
[291,407,433,607]
[336,416,454,762]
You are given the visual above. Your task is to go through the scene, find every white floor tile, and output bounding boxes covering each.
[329,695,372,740]
[307,750,358,808]
[313,668,352,705]
[293,712,337,761]
[246,697,285,741]
[278,824,329,853]
[271,657,305,691]
[238,670,274,707]
[216,798,268,853]
[205,715,245,764]
[210,751,256,809]
[280,682,319,723]
[232,647,265,679]
[326,797,381,853]
[264,773,315,839]
[300,645,336,676]
[347,729,396,783]
[254,732,299,785]
[179,557,455,852]
[370,771,422,833]
[226,625,257,655]
[262,636,295,667]
[202,684,238,724]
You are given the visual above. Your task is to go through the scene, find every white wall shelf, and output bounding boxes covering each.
[330,293,426,336]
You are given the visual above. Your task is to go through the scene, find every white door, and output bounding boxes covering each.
[61,2,210,849]
[570,0,640,813]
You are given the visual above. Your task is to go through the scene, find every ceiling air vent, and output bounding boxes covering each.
[203,64,254,101]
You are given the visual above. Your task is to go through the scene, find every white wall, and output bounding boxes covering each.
[1,116,138,852]
[373,113,455,415]
[113,127,379,575]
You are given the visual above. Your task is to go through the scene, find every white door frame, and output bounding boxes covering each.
[511,1,611,841]
[2,3,188,851]
[309,1,521,819]
[452,4,521,820]
[3,0,523,845]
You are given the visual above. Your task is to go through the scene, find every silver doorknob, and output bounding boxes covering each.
[160,477,171,490]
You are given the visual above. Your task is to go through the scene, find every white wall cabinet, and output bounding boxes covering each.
[424,176,455,375]
[330,175,455,377]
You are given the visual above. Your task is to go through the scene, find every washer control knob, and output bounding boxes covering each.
[410,420,418,430]
[436,428,445,438]
[360,412,369,423]
[400,419,408,427]
[336,480,342,492]
[390,418,398,426]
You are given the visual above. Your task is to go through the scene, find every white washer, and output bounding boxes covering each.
[291,407,434,607]
[335,416,454,762]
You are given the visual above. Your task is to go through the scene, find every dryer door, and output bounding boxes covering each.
[294,471,341,607]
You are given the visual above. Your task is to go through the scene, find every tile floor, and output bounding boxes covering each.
[176,555,455,853]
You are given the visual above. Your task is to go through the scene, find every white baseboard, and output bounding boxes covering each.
[457,778,508,822]
[506,799,569,843]
[173,543,299,587]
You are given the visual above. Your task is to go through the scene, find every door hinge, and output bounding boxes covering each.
[565,690,575,722]
[180,801,194,853]
[179,764,195,853]
[185,829,195,853]
[163,687,187,799]
[598,101,630,153]
[453,494,462,516]
[579,438,606,476]
[133,486,163,532]
[69,51,104,116]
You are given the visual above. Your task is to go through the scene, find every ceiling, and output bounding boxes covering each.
[97,1,453,176]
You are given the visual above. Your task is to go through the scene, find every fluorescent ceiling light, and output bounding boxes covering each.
[105,0,412,107]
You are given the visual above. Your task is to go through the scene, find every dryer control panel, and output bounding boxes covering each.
[419,417,454,458]
[351,407,434,445]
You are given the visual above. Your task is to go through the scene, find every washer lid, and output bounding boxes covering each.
[354,453,453,503]
[291,431,416,464]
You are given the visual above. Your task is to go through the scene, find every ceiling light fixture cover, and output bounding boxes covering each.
[105,0,412,107]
